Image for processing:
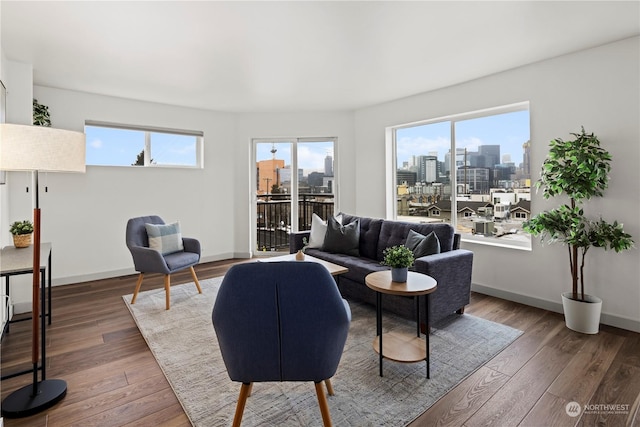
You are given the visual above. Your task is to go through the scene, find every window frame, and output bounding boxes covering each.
[387,101,531,250]
[84,120,204,168]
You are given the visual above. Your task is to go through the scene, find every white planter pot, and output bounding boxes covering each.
[561,292,602,334]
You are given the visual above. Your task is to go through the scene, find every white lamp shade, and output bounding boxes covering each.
[0,123,86,172]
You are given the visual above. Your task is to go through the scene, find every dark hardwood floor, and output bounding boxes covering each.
[1,259,639,426]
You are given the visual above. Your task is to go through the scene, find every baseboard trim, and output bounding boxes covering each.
[51,252,244,287]
[471,283,640,333]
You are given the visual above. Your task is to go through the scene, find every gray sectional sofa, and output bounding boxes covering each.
[290,213,473,326]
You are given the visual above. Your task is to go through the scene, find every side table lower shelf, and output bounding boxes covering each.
[372,332,426,363]
[365,270,437,379]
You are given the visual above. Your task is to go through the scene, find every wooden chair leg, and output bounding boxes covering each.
[164,274,171,310]
[131,273,144,304]
[314,381,333,427]
[190,266,202,294]
[247,383,253,397]
[233,382,252,427]
[324,379,334,396]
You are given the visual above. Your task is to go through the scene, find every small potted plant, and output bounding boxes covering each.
[10,220,34,248]
[524,127,634,334]
[381,245,415,282]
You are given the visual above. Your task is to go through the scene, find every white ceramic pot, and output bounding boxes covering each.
[391,267,408,282]
[561,292,602,334]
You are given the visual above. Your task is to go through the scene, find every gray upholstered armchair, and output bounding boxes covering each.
[212,262,351,427]
[126,215,202,310]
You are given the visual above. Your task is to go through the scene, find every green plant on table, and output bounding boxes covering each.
[381,245,414,268]
[10,220,34,235]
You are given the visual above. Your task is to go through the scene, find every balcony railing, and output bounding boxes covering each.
[256,193,334,252]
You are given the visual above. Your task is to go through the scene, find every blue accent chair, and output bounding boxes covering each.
[126,215,202,310]
[212,262,351,427]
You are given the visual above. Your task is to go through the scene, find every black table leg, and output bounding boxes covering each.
[41,269,47,381]
[5,276,9,334]
[48,251,52,325]
[376,291,383,377]
[425,294,430,379]
[415,296,420,337]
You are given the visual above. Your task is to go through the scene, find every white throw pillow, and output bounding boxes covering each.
[307,213,327,249]
[307,213,342,249]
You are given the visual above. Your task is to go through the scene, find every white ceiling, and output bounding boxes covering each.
[2,1,639,113]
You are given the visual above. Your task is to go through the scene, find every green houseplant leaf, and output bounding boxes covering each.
[9,220,34,235]
[524,127,634,301]
[33,99,52,127]
[381,245,415,268]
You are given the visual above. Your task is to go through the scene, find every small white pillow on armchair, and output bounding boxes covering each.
[145,221,184,255]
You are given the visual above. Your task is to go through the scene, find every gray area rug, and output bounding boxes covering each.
[123,277,522,426]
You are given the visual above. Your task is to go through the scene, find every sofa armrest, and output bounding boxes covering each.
[289,231,311,253]
[413,249,473,284]
[413,249,473,320]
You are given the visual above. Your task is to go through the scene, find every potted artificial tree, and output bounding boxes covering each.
[381,245,415,282]
[524,127,634,334]
[10,219,34,248]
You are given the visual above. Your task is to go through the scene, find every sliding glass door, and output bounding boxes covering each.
[253,138,336,255]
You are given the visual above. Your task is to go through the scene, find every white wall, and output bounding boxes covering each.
[7,87,237,291]
[4,86,355,311]
[3,36,638,331]
[353,36,640,331]
[1,59,36,313]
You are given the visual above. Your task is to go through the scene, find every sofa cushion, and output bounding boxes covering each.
[377,221,455,261]
[323,217,360,256]
[339,213,383,260]
[406,229,441,258]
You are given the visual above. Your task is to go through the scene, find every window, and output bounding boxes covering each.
[392,103,531,249]
[85,121,203,167]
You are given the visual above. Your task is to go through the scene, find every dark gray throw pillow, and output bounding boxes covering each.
[405,229,441,258]
[323,216,360,256]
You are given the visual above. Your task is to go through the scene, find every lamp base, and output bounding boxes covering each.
[1,379,67,418]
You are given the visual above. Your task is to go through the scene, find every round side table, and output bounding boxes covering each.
[365,270,437,378]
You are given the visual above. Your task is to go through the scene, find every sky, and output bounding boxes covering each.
[86,126,197,166]
[85,111,528,171]
[256,141,334,173]
[396,109,530,168]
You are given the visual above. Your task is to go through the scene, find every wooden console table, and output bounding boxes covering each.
[1,243,52,380]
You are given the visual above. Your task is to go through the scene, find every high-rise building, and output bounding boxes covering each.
[478,145,501,168]
[324,154,333,176]
[397,170,417,186]
[522,140,531,176]
[417,155,438,183]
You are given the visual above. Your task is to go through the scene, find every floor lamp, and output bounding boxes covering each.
[0,123,85,417]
